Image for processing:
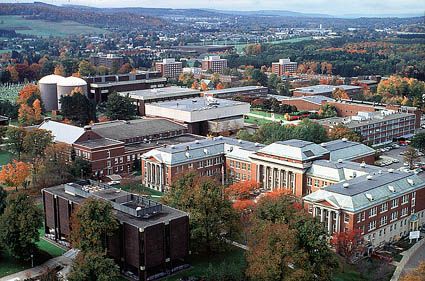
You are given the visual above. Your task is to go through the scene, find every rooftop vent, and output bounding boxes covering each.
[203,148,208,154]
[255,142,260,147]
[343,183,349,188]
[378,170,382,174]
[388,185,395,192]
[388,168,394,173]
[367,175,373,180]
[342,138,348,142]
[365,193,374,201]
[218,136,223,140]
[338,159,343,163]
[407,178,414,186]
[195,140,199,144]
[185,152,190,158]
[320,143,326,147]
[360,162,366,168]
[238,139,242,144]
[170,145,175,149]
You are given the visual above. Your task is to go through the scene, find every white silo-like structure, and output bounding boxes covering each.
[56,76,88,110]
[38,74,65,111]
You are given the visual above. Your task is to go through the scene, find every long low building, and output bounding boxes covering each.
[202,86,268,99]
[39,118,203,177]
[293,84,362,98]
[144,97,250,135]
[43,180,189,281]
[120,87,201,115]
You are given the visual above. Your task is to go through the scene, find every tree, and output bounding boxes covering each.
[226,180,259,200]
[246,222,310,281]
[105,92,137,120]
[118,63,133,74]
[162,172,239,253]
[318,103,337,118]
[67,251,120,281]
[0,160,31,191]
[411,132,425,153]
[251,69,267,86]
[246,193,338,281]
[404,146,419,169]
[70,198,118,252]
[0,192,43,260]
[5,126,26,159]
[33,99,42,122]
[54,64,65,76]
[70,157,92,179]
[400,261,425,281]
[332,229,363,263]
[328,124,363,142]
[23,128,53,160]
[0,186,6,215]
[78,60,95,77]
[332,88,350,100]
[60,92,96,126]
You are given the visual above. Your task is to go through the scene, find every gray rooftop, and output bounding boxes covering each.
[317,112,415,128]
[44,183,187,229]
[120,86,200,101]
[321,139,375,161]
[147,97,248,112]
[203,86,268,95]
[76,138,124,149]
[91,119,187,141]
[294,84,362,95]
[257,140,330,161]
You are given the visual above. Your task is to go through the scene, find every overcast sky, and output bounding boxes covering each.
[7,0,425,16]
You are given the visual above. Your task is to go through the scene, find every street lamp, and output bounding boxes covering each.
[30,254,34,268]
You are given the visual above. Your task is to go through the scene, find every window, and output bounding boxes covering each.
[198,161,204,169]
[368,220,376,231]
[307,177,312,187]
[361,211,365,221]
[380,216,387,226]
[114,158,118,164]
[127,155,131,162]
[314,179,319,188]
[229,160,234,168]
[402,194,409,205]
[357,213,361,223]
[344,213,350,223]
[369,207,377,218]
[391,211,398,222]
[412,192,416,207]
[242,163,247,170]
[391,198,398,209]
[401,207,409,217]
[380,202,388,213]
[308,205,313,214]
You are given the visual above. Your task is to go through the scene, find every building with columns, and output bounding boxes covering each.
[141,137,264,192]
[303,170,425,248]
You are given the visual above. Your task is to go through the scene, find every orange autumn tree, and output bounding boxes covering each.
[17,84,43,126]
[33,99,42,122]
[331,229,363,263]
[191,81,199,89]
[200,81,209,91]
[226,180,259,200]
[216,82,224,90]
[0,160,31,191]
[332,88,350,100]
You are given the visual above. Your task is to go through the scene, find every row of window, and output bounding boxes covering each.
[306,177,330,189]
[356,193,416,223]
[366,208,414,232]
[229,160,251,171]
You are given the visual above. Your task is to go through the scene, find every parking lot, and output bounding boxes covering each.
[375,144,424,172]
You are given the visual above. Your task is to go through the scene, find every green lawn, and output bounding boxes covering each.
[119,183,163,198]
[244,115,274,125]
[162,247,246,281]
[0,15,109,37]
[0,150,13,166]
[36,226,66,257]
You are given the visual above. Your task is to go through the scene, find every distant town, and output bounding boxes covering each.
[0,2,424,281]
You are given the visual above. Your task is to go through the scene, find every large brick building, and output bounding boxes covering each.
[201,56,227,74]
[89,54,124,69]
[293,85,362,98]
[271,58,298,75]
[42,180,189,281]
[155,58,183,79]
[39,118,202,177]
[304,170,425,249]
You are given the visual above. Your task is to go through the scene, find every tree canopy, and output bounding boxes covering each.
[162,172,239,253]
[0,192,43,260]
[60,91,96,126]
[104,92,137,121]
[411,132,425,152]
[68,251,120,281]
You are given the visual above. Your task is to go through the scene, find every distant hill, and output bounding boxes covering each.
[0,2,167,31]
[204,9,333,18]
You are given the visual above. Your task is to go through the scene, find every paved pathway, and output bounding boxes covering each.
[0,250,77,281]
[401,238,425,275]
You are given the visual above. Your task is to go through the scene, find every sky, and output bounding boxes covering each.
[6,0,425,16]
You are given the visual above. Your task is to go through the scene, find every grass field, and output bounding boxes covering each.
[0,150,13,166]
[0,83,24,103]
[162,247,246,281]
[0,15,109,37]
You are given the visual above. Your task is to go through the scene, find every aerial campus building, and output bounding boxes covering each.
[42,180,189,281]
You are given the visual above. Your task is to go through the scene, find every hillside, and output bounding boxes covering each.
[0,2,168,32]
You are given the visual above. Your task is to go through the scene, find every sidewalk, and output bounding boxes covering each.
[390,236,425,281]
[0,250,77,281]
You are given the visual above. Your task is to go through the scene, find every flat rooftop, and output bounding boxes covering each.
[121,86,200,101]
[294,84,362,94]
[147,97,248,112]
[203,86,268,95]
[44,181,187,229]
[125,134,205,152]
[317,112,415,128]
[91,119,187,141]
[90,77,167,88]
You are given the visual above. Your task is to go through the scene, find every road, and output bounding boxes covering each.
[401,238,425,275]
